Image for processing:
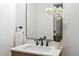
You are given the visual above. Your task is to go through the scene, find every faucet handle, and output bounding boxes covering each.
[39,37,42,41]
[34,39,39,45]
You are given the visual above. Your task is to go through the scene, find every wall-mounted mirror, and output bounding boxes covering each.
[26,3,53,40]
[26,3,63,41]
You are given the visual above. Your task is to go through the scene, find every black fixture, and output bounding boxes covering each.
[16,26,23,29]
[19,26,23,29]
[39,37,43,46]
[35,36,50,46]
[36,40,39,45]
[16,26,23,32]
[46,40,48,46]
[42,36,46,40]
[39,36,47,46]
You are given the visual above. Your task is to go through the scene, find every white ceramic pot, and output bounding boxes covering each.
[54,42,61,49]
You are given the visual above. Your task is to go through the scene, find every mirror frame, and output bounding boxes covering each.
[26,3,63,41]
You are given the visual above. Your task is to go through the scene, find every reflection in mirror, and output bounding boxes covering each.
[53,3,63,42]
[26,3,53,40]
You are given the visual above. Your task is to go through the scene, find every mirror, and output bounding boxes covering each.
[26,3,63,41]
[26,3,53,40]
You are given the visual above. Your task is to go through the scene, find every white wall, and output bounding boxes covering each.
[0,3,16,56]
[62,3,79,56]
[16,3,26,43]
[0,3,26,55]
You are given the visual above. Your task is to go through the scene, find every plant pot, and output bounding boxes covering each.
[54,42,61,49]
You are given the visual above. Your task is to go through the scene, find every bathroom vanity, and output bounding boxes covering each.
[11,51,40,56]
[11,43,62,56]
[11,3,63,56]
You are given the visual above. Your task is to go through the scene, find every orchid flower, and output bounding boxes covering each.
[45,7,63,20]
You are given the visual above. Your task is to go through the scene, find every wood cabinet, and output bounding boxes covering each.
[11,51,42,56]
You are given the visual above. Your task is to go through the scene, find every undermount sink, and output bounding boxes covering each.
[23,45,52,52]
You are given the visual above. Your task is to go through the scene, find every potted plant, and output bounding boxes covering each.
[54,32,62,42]
[45,6,63,49]
[53,31,62,49]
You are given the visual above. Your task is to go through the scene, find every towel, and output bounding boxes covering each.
[15,31,23,46]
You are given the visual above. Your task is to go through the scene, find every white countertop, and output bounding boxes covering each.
[10,43,62,56]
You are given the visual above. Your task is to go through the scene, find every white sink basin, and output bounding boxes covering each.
[11,43,62,56]
[23,45,52,52]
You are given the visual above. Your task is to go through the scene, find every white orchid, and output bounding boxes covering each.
[45,7,57,14]
[45,7,63,20]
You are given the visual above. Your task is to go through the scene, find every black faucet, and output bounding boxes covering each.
[42,36,46,40]
[39,37,43,46]
[39,36,47,46]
